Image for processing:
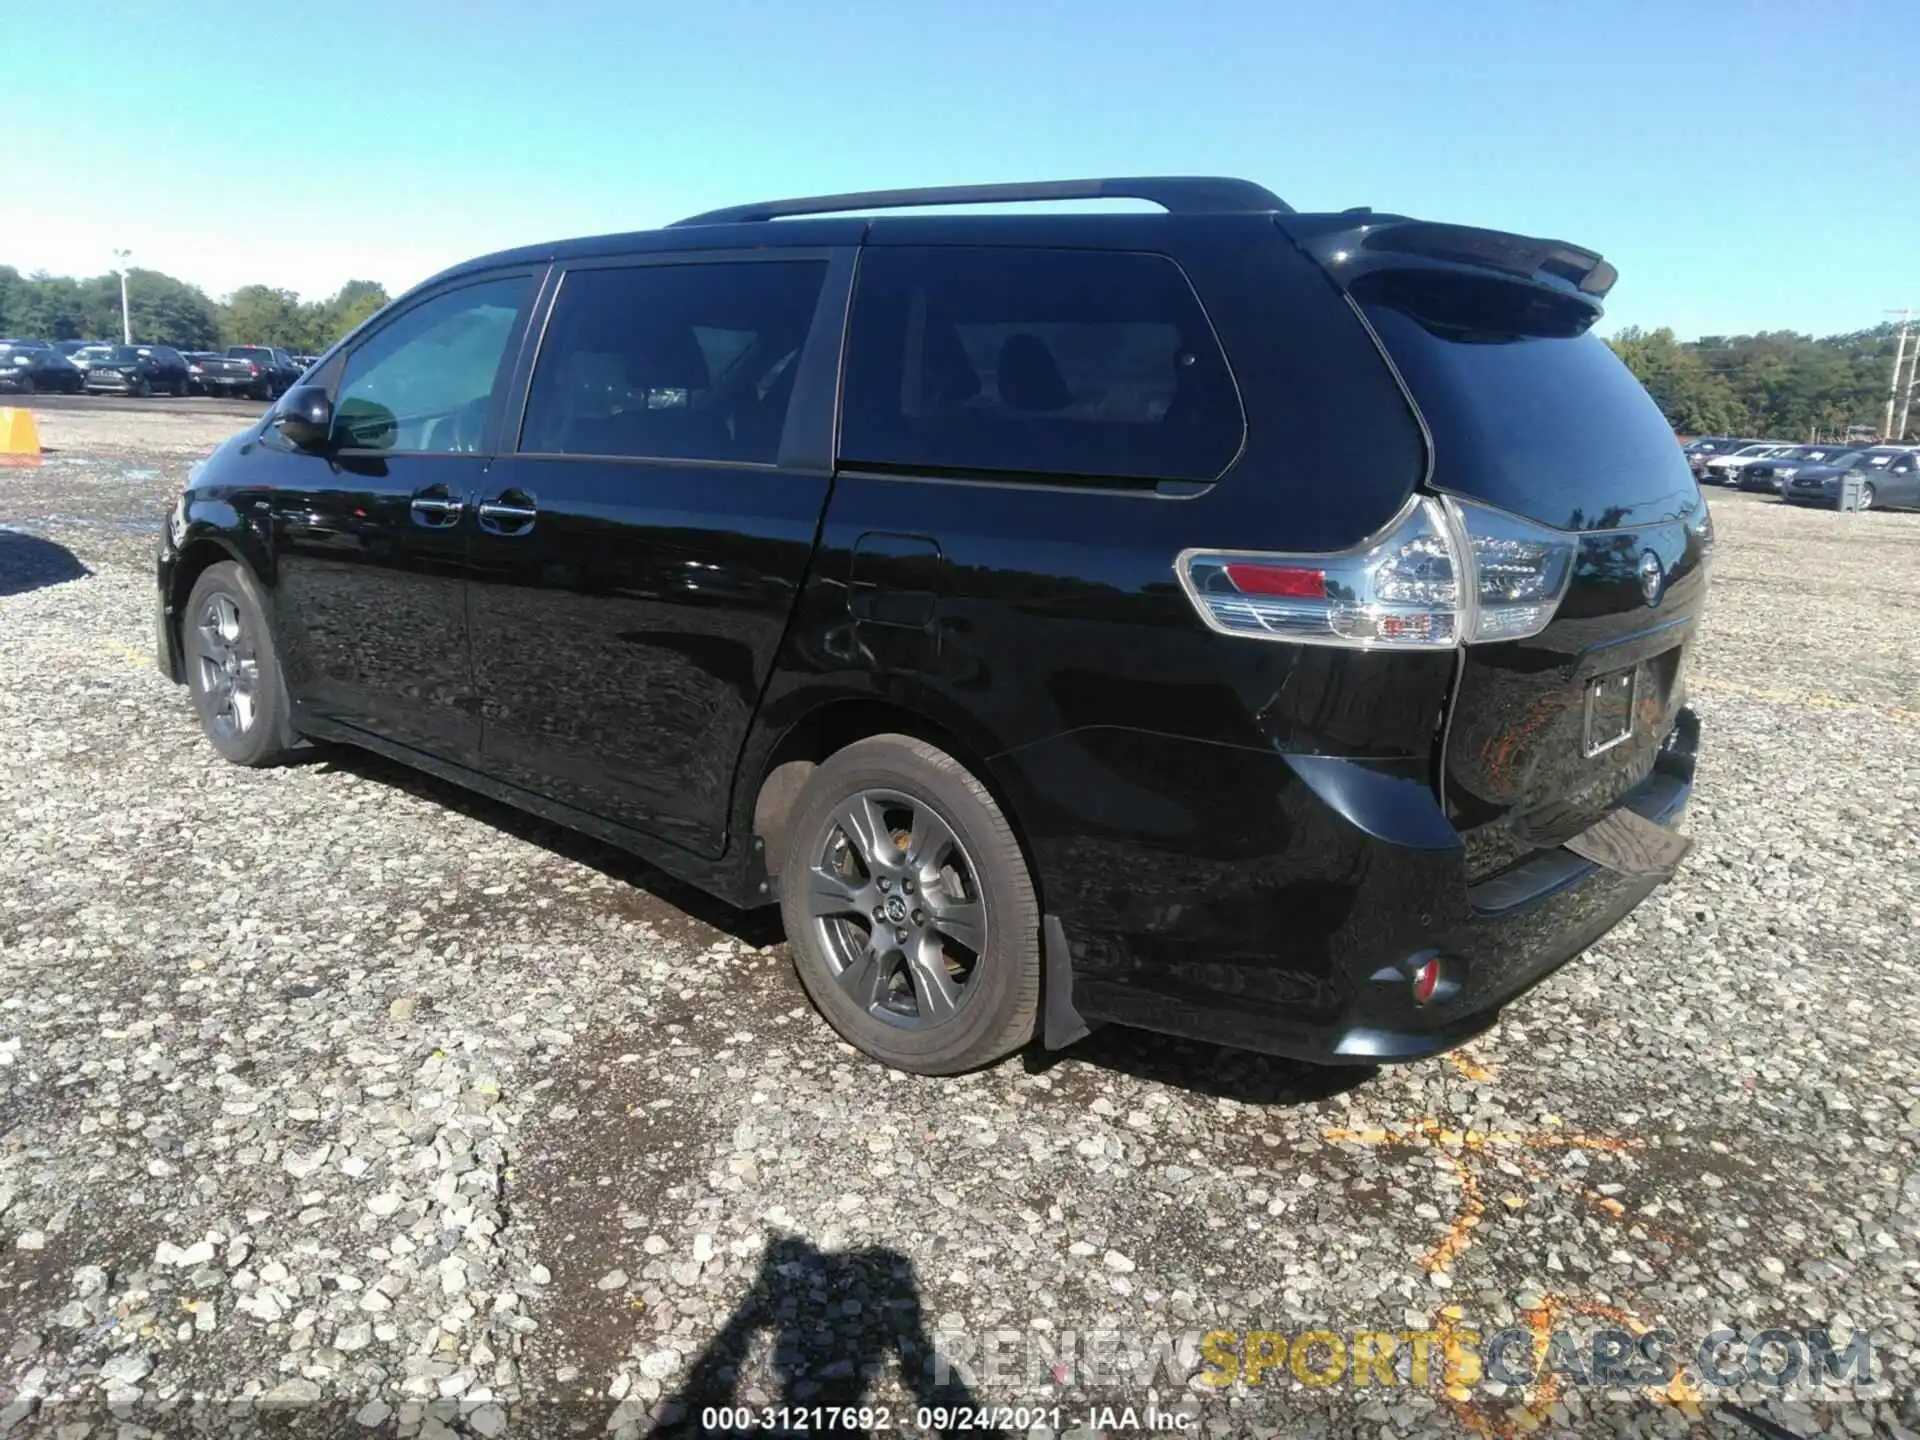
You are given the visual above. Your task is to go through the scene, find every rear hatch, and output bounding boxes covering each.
[1283,216,1710,880]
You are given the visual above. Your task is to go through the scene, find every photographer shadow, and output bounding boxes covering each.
[651,1235,1001,1440]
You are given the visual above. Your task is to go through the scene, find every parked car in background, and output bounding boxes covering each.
[1782,447,1920,510]
[1700,442,1792,485]
[1684,436,1761,477]
[156,175,1709,1076]
[182,351,223,396]
[1735,443,1857,493]
[67,343,113,383]
[197,346,303,400]
[0,342,85,394]
[81,344,191,396]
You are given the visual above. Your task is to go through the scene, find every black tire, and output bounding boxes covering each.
[132,376,151,398]
[182,561,297,767]
[779,734,1040,1074]
[172,378,188,398]
[17,376,32,396]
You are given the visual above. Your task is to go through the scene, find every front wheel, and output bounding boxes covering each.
[16,376,32,396]
[1857,482,1875,511]
[183,562,297,767]
[779,734,1040,1075]
[131,376,151,398]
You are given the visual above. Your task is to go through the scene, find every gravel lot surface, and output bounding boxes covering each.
[0,400,1915,1439]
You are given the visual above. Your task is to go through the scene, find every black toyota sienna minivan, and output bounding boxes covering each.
[155,177,1709,1075]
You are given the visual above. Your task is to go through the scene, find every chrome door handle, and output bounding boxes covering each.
[409,496,463,526]
[476,496,537,535]
[476,502,536,522]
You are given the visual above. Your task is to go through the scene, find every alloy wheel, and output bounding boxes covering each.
[803,789,986,1030]
[192,592,260,740]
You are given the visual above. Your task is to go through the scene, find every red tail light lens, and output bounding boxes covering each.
[1222,563,1326,598]
[1412,957,1441,1005]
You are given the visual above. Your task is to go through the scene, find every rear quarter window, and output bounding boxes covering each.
[840,247,1243,484]
[1357,273,1695,529]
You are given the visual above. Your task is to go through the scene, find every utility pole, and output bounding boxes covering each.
[1886,309,1913,440]
[112,248,133,343]
[1900,331,1918,441]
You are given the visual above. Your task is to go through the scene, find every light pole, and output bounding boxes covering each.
[112,247,132,343]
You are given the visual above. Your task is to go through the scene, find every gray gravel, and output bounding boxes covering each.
[0,404,1916,1438]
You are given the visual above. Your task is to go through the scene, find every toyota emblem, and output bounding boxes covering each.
[1638,550,1664,607]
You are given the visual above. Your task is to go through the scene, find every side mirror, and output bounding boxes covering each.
[274,385,333,449]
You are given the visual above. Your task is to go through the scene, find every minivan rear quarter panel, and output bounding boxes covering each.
[760,217,1470,1054]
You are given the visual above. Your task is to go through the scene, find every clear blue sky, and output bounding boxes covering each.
[7,0,1916,339]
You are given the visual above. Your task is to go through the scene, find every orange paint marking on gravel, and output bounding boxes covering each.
[1323,1113,1698,1434]
[1446,1051,1497,1081]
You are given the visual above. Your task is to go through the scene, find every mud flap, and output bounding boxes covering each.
[1042,915,1096,1050]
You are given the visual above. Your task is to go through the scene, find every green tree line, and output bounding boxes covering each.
[1606,322,1912,440]
[0,266,390,353]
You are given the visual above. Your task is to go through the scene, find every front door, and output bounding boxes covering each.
[467,251,847,857]
[268,272,537,762]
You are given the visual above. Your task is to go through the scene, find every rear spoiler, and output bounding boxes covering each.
[1279,211,1617,306]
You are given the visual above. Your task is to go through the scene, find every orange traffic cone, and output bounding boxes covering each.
[0,406,42,468]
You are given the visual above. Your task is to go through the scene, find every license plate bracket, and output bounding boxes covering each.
[1583,667,1636,756]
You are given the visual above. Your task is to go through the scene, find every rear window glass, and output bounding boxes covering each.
[840,247,1243,484]
[1358,275,1695,529]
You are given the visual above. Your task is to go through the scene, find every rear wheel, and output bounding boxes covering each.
[172,378,187,398]
[131,376,151,398]
[183,562,297,767]
[779,734,1040,1075]
[17,376,32,396]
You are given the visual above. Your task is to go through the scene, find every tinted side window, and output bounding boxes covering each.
[519,261,828,464]
[333,275,531,453]
[840,247,1243,483]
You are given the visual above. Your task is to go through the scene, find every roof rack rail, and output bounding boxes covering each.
[670,176,1292,227]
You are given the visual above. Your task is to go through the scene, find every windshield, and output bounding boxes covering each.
[1833,454,1878,472]
[101,346,140,362]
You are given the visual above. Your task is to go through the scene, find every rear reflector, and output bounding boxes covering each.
[1412,957,1441,1005]
[1222,563,1326,598]
[1177,495,1576,650]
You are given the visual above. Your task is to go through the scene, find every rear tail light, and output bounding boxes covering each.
[248,362,261,375]
[1176,495,1576,650]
